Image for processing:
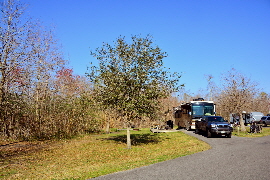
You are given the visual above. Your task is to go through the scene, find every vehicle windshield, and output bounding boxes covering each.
[192,103,214,116]
[208,117,225,122]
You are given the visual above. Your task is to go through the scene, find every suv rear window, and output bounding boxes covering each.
[261,116,267,120]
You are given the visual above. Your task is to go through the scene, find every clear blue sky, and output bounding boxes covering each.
[23,0,270,94]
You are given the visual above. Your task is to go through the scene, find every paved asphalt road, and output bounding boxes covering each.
[93,130,270,180]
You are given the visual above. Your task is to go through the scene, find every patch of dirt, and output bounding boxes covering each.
[0,140,59,160]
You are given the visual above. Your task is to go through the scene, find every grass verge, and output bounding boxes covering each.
[233,126,270,137]
[0,129,210,179]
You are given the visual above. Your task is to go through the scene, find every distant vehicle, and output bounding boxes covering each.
[195,116,233,138]
[174,98,215,130]
[230,112,264,125]
[260,116,270,127]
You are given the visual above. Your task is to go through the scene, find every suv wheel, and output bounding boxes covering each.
[226,133,232,138]
[207,129,212,138]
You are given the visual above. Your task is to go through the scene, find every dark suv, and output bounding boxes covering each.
[195,116,233,138]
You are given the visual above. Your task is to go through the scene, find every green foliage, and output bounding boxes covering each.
[87,35,181,124]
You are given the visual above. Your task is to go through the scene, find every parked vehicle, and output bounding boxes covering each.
[195,116,233,138]
[260,116,270,127]
[230,112,264,125]
[174,98,215,130]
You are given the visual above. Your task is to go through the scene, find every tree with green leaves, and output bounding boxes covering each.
[87,35,181,149]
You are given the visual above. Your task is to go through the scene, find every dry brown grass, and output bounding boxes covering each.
[1,129,210,179]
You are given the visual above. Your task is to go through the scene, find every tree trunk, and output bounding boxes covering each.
[239,113,246,132]
[105,118,110,134]
[126,126,131,149]
[103,111,110,134]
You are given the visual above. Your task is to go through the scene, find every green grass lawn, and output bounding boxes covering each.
[1,127,269,179]
[0,129,210,179]
[233,126,270,137]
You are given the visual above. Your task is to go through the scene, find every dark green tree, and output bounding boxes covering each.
[87,35,181,149]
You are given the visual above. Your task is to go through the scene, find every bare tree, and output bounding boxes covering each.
[26,23,65,138]
[217,68,258,131]
[159,94,180,126]
[253,92,270,115]
[0,0,66,139]
[0,0,30,137]
[205,74,217,101]
[52,67,102,137]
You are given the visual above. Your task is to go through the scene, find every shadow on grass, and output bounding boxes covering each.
[102,133,164,146]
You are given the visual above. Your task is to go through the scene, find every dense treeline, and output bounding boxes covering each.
[1,0,269,141]
[0,1,178,141]
[0,0,102,140]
